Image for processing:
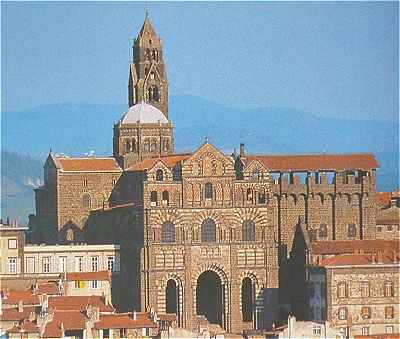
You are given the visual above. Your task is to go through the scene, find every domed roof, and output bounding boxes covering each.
[120,102,168,124]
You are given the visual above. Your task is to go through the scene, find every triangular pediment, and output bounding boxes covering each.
[182,142,235,177]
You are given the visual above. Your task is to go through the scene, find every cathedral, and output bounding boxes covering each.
[31,15,379,333]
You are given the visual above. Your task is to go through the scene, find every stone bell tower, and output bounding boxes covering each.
[128,13,168,117]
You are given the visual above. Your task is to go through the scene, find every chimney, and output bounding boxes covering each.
[133,311,137,321]
[18,300,23,313]
[239,143,245,157]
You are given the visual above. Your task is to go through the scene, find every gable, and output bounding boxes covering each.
[181,142,235,177]
[147,160,173,181]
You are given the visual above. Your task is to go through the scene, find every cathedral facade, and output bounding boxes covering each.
[32,16,379,334]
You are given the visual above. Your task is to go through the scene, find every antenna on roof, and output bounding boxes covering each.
[205,136,209,144]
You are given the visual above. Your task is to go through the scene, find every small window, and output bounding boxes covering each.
[90,280,98,289]
[347,223,356,238]
[337,282,347,298]
[204,182,213,199]
[161,222,175,243]
[385,306,394,319]
[242,220,255,241]
[75,281,85,289]
[8,239,17,249]
[361,282,370,298]
[318,224,327,239]
[377,226,382,232]
[83,193,91,208]
[83,179,88,187]
[258,193,266,204]
[387,225,393,231]
[338,307,347,320]
[75,256,83,272]
[156,169,164,181]
[246,188,253,202]
[8,258,17,274]
[120,329,127,337]
[150,191,158,206]
[91,256,99,272]
[162,191,169,206]
[384,281,394,297]
[251,170,260,180]
[107,256,115,272]
[361,306,371,319]
[313,325,321,336]
[43,257,50,273]
[386,326,394,334]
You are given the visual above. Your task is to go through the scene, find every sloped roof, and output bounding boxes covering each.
[127,153,191,171]
[42,310,87,338]
[241,153,378,171]
[120,102,168,124]
[57,157,122,172]
[7,320,38,333]
[65,270,110,282]
[0,306,35,321]
[319,253,398,267]
[1,290,39,305]
[35,282,61,295]
[48,296,113,312]
[376,192,392,206]
[94,312,157,329]
[311,240,398,255]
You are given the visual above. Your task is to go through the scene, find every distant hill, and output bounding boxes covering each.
[2,95,398,222]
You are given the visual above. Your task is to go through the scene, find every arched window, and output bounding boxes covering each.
[384,281,394,297]
[144,140,150,152]
[164,139,170,151]
[83,193,91,208]
[132,139,136,151]
[242,277,253,322]
[252,170,260,180]
[153,86,160,102]
[125,140,131,152]
[246,188,253,202]
[258,192,266,204]
[156,169,164,181]
[347,224,356,238]
[201,219,216,243]
[161,222,175,243]
[319,223,327,239]
[242,220,255,241]
[204,182,213,199]
[150,191,157,206]
[162,191,169,206]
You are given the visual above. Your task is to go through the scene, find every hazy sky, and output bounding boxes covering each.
[2,1,398,121]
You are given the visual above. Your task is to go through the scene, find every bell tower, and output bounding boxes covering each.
[128,13,168,117]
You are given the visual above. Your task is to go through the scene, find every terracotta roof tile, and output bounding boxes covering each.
[42,311,87,338]
[157,313,176,322]
[376,207,400,226]
[36,282,61,295]
[242,153,378,171]
[319,253,398,266]
[94,312,157,329]
[65,270,110,282]
[1,290,39,305]
[354,334,400,339]
[48,296,113,312]
[311,240,399,255]
[0,306,35,321]
[127,153,191,171]
[58,158,122,172]
[376,192,392,207]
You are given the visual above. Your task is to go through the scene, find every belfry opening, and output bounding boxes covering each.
[196,271,223,326]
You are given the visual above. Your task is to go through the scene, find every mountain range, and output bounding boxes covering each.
[2,95,398,222]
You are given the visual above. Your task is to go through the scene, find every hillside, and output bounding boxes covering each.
[1,95,398,222]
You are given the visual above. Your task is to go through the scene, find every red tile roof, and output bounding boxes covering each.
[376,192,392,207]
[0,306,35,321]
[36,282,61,295]
[241,153,378,171]
[319,253,398,267]
[1,290,39,305]
[42,311,87,338]
[57,157,122,172]
[157,313,176,322]
[7,320,39,333]
[127,153,191,171]
[94,312,157,329]
[48,296,113,312]
[354,334,400,339]
[311,240,399,255]
[65,270,110,282]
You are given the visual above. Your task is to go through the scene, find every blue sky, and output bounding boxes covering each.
[1,1,398,122]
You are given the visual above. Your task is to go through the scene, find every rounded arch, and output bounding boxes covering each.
[241,277,254,322]
[194,264,229,285]
[156,169,164,181]
[316,193,324,205]
[204,182,213,199]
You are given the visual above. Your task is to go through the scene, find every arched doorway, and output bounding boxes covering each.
[242,277,254,323]
[166,279,181,326]
[196,270,223,326]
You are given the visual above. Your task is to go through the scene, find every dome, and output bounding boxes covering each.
[120,102,168,124]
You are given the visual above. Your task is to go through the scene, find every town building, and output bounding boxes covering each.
[27,14,385,334]
[307,248,399,337]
